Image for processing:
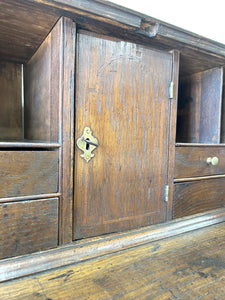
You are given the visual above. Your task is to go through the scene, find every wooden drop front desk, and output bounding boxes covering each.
[1,1,225,298]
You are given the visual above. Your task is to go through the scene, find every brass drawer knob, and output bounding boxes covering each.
[206,156,219,166]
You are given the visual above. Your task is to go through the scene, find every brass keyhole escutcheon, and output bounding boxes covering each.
[76,127,99,162]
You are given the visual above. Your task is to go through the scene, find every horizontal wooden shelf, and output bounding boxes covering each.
[174,174,225,183]
[0,193,61,203]
[0,140,60,149]
[176,143,225,147]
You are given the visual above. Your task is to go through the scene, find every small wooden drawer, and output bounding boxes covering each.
[0,151,58,198]
[173,178,225,218]
[0,198,58,259]
[175,145,225,179]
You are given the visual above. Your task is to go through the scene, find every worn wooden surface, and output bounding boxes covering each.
[1,222,225,299]
[24,18,62,142]
[174,178,225,218]
[175,145,225,179]
[0,62,22,140]
[0,151,58,198]
[1,208,225,283]
[74,31,172,239]
[176,67,223,143]
[58,17,76,244]
[0,198,58,260]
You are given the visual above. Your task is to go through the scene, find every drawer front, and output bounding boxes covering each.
[175,146,225,179]
[173,178,225,218]
[0,198,58,259]
[0,151,58,198]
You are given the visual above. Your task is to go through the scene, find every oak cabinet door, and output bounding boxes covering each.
[74,31,173,239]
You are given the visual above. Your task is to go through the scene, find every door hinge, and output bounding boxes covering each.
[169,81,174,99]
[164,185,169,202]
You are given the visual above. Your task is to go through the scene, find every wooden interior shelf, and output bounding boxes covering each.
[0,140,61,149]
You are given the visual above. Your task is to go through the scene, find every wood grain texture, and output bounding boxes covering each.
[0,0,58,62]
[2,222,225,299]
[173,178,225,218]
[1,207,225,283]
[58,18,76,244]
[0,198,58,260]
[176,67,223,143]
[24,18,62,142]
[74,31,172,239]
[0,151,58,198]
[175,145,225,179]
[0,62,22,140]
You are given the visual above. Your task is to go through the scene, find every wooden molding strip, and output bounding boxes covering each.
[27,0,141,29]
[1,208,225,283]
[174,174,225,183]
[0,193,61,203]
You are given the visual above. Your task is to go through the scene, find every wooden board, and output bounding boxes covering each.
[173,178,225,218]
[0,198,58,260]
[1,222,225,299]
[176,67,223,143]
[24,18,62,142]
[0,62,22,140]
[0,151,58,198]
[74,31,172,239]
[175,145,225,179]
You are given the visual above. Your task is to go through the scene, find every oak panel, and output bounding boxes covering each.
[74,31,172,239]
[175,145,225,179]
[173,178,225,218]
[0,62,22,140]
[0,151,58,198]
[0,198,58,260]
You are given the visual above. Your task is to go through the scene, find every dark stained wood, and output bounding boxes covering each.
[0,62,22,140]
[1,207,225,283]
[175,145,225,179]
[167,50,180,220]
[0,198,58,260]
[174,178,225,218]
[2,221,225,299]
[74,31,173,239]
[0,0,58,62]
[58,18,76,244]
[24,18,62,142]
[0,151,58,198]
[176,67,223,143]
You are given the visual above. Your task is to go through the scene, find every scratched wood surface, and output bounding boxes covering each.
[0,198,58,260]
[176,67,223,143]
[1,222,225,299]
[74,31,172,239]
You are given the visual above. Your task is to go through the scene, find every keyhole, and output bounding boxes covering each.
[86,138,90,150]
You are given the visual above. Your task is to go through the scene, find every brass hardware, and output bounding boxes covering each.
[206,156,219,166]
[77,127,99,162]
